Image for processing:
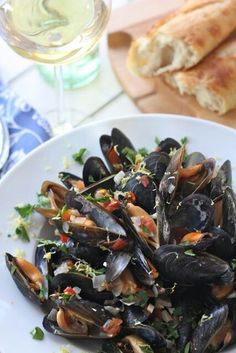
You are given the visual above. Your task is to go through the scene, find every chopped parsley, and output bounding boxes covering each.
[37,194,50,208]
[155,137,161,146]
[15,204,34,218]
[184,249,196,257]
[72,148,87,165]
[153,320,179,340]
[30,326,44,340]
[85,194,111,203]
[10,265,17,275]
[88,175,96,183]
[137,147,149,157]
[140,345,154,353]
[124,290,149,308]
[15,224,30,242]
[231,259,236,270]
[181,137,189,145]
[184,342,191,353]
[122,147,136,164]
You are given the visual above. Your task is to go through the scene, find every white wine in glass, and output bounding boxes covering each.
[0,0,112,134]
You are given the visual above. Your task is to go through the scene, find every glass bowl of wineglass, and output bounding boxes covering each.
[0,0,112,134]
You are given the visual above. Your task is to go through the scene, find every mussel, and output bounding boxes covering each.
[43,298,123,338]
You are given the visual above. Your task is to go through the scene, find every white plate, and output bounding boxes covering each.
[0,114,236,353]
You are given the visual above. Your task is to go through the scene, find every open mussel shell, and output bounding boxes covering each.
[123,325,166,351]
[183,152,206,167]
[159,146,185,204]
[58,172,84,190]
[120,335,155,353]
[191,304,229,353]
[170,194,214,243]
[41,181,69,210]
[82,157,111,187]
[100,128,136,173]
[43,298,123,338]
[52,219,129,249]
[153,245,234,286]
[5,253,46,305]
[65,191,126,236]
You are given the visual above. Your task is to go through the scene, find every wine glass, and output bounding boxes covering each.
[0,0,112,135]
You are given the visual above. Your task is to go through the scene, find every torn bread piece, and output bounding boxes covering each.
[164,33,236,114]
[128,0,236,76]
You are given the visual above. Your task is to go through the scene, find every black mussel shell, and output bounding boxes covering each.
[124,325,166,351]
[153,245,234,286]
[183,152,205,167]
[170,194,214,242]
[65,191,126,236]
[157,138,181,154]
[222,187,236,244]
[106,251,132,282]
[118,172,157,214]
[5,253,46,305]
[83,157,110,187]
[191,304,229,353]
[211,160,232,200]
[58,172,83,190]
[143,151,170,186]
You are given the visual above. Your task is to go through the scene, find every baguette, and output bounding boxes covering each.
[164,33,236,114]
[128,0,236,76]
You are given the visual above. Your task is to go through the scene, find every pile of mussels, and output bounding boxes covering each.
[5,128,236,353]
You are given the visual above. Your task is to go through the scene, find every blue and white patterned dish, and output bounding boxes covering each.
[0,81,51,178]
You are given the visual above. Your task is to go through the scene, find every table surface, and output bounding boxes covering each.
[0,0,141,130]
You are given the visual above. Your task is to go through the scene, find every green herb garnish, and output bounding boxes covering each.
[122,147,136,164]
[30,327,44,340]
[137,147,149,157]
[231,259,236,270]
[15,224,30,242]
[181,137,189,145]
[184,342,191,353]
[140,345,154,353]
[184,249,195,257]
[72,148,87,165]
[85,194,111,203]
[37,194,50,208]
[155,137,161,146]
[10,265,17,275]
[15,204,34,218]
[88,175,96,183]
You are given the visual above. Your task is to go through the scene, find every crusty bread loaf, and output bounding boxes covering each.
[164,33,236,114]
[128,0,236,76]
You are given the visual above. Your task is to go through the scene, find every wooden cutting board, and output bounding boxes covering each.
[108,0,236,129]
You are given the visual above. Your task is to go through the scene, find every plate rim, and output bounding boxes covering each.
[1,113,235,187]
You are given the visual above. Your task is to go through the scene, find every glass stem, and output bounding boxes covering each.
[54,64,65,126]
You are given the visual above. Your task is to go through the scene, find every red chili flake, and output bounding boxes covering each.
[63,287,76,296]
[139,175,149,188]
[110,238,128,251]
[60,233,69,243]
[103,199,121,213]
